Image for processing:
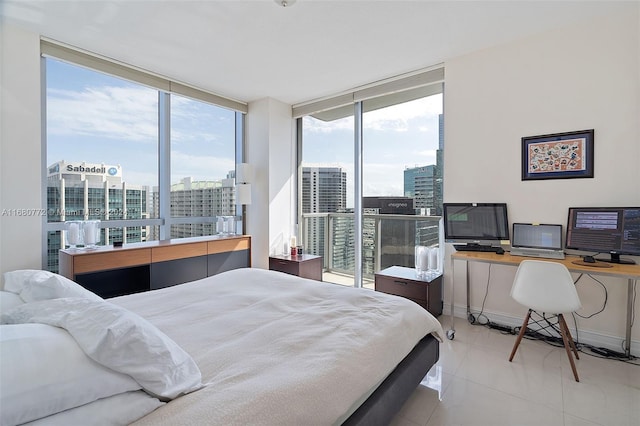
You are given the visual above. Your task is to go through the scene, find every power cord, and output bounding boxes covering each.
[467,264,492,326]
[574,273,608,319]
[464,262,639,365]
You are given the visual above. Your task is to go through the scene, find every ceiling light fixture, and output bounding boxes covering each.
[275,0,296,7]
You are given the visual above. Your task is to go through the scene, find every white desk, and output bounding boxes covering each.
[448,251,640,358]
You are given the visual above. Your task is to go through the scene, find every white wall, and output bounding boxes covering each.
[0,22,43,274]
[245,98,296,269]
[443,7,640,349]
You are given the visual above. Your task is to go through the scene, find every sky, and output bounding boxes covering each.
[46,58,235,188]
[303,94,443,207]
[46,57,442,200]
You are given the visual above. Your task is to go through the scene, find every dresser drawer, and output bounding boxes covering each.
[269,258,300,275]
[268,255,323,281]
[374,275,427,301]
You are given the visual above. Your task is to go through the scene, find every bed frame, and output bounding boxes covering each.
[343,334,440,425]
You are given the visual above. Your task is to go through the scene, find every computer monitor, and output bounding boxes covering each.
[443,203,509,247]
[566,207,640,264]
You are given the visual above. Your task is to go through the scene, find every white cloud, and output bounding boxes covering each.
[47,86,158,142]
[171,151,235,183]
[414,149,438,163]
[171,95,234,145]
[303,94,442,134]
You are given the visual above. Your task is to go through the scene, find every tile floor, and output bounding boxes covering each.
[391,318,640,426]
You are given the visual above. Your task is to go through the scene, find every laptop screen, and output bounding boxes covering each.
[512,223,563,250]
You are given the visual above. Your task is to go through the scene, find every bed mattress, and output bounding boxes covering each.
[112,268,443,425]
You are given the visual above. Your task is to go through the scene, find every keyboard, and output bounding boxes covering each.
[453,244,505,254]
[510,247,565,259]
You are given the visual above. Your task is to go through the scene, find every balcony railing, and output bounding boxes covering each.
[301,213,442,281]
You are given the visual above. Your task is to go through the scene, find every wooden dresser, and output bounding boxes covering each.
[60,235,251,298]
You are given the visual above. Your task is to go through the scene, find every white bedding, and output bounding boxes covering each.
[113,268,443,426]
[1,270,201,425]
[3,298,202,400]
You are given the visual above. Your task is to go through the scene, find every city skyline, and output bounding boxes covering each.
[47,57,442,203]
[302,94,442,207]
[46,58,235,188]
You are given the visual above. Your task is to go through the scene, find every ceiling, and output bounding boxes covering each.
[1,1,630,106]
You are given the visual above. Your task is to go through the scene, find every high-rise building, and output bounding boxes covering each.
[301,167,346,214]
[301,167,347,270]
[46,161,149,271]
[403,114,445,215]
[160,175,236,239]
[404,164,436,213]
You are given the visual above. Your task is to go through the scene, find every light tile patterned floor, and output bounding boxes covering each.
[391,318,640,426]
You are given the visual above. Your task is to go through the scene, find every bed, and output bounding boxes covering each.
[0,267,443,425]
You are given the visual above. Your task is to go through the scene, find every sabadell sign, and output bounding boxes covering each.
[66,164,107,174]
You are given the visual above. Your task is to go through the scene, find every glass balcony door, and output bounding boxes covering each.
[299,85,444,287]
[300,111,355,286]
[361,93,443,279]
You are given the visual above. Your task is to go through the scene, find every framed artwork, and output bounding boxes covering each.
[521,129,594,181]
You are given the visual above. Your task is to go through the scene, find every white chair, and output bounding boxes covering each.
[508,260,582,382]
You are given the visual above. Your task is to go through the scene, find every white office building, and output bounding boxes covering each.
[46,161,150,270]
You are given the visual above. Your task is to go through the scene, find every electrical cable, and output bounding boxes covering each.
[463,255,638,365]
[467,264,491,326]
[574,273,608,318]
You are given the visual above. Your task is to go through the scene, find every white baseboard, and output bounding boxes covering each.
[442,303,639,357]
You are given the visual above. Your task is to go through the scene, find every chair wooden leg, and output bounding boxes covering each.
[509,309,531,362]
[558,314,579,360]
[558,314,580,382]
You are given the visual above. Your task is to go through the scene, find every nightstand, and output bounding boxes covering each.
[269,254,323,281]
[374,266,442,317]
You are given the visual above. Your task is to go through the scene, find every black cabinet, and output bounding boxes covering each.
[208,250,251,276]
[151,255,209,290]
[75,265,150,299]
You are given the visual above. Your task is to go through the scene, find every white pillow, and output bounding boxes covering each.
[2,269,102,302]
[0,290,24,315]
[2,298,202,400]
[0,323,141,426]
[23,391,164,426]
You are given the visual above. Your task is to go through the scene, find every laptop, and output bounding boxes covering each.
[510,223,565,259]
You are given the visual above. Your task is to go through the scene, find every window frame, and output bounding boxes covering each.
[296,70,444,287]
[40,41,246,270]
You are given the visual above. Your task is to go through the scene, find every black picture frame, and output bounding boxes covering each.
[521,129,594,181]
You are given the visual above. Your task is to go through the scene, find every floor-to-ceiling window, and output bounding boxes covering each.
[42,42,246,272]
[301,108,355,285]
[362,91,443,277]
[169,94,238,239]
[297,68,444,287]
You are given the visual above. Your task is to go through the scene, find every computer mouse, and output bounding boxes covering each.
[583,255,596,263]
[495,247,505,255]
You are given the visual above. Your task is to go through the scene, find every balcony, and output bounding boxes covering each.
[301,213,442,287]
